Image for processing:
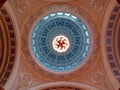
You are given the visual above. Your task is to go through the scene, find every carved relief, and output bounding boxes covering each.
[88,0,104,12]
[89,69,111,90]
[19,72,32,86]
[15,0,30,13]
[17,71,36,89]
[90,71,104,84]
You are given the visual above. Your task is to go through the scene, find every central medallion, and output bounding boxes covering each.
[31,12,90,72]
[52,35,70,53]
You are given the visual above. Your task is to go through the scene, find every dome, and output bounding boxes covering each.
[31,12,90,72]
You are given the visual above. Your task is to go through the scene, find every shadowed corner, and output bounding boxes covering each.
[0,0,6,8]
[117,0,120,4]
[0,1,6,90]
[0,80,4,90]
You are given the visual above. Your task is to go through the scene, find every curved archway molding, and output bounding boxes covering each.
[3,1,21,90]
[26,81,100,90]
[101,0,120,90]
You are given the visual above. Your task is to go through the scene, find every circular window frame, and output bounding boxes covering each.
[30,12,91,72]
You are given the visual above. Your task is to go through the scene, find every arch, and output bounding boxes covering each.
[2,1,21,90]
[101,0,120,89]
[26,82,100,90]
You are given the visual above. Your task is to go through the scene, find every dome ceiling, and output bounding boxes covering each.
[1,0,120,90]
[22,2,99,80]
[31,12,90,72]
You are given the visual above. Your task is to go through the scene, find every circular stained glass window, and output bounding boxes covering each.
[31,12,90,72]
[52,35,70,53]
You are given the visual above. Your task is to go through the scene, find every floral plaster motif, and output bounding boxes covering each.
[19,72,32,86]
[15,0,30,13]
[90,71,104,84]
[85,53,113,90]
[88,0,104,12]
[88,69,111,90]
[18,71,36,89]
[77,0,105,12]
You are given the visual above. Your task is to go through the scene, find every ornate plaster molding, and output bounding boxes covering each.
[41,0,73,2]
[22,3,99,80]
